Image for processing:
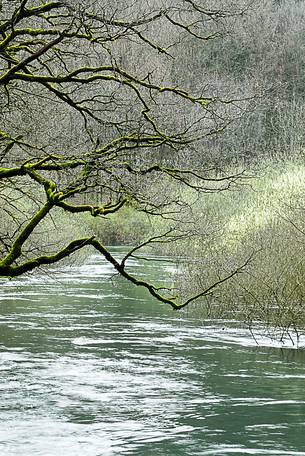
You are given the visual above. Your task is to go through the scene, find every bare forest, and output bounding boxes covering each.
[1,0,305,332]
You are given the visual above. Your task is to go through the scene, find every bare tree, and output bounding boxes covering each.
[0,0,246,309]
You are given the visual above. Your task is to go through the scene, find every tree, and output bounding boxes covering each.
[0,0,247,309]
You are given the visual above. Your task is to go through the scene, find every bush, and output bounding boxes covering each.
[181,158,305,334]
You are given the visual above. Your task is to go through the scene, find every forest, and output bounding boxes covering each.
[1,0,305,335]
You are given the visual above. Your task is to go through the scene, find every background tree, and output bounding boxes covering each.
[179,0,305,335]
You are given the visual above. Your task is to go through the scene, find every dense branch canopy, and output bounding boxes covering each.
[0,0,246,309]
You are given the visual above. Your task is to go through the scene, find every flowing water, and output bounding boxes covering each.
[1,248,305,455]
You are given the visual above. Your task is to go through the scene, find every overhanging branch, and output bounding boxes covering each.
[0,235,251,310]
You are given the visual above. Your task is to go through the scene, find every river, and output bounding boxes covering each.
[0,248,305,455]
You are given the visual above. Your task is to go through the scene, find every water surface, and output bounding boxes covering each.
[1,249,305,455]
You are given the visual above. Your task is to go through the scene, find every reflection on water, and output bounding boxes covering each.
[1,249,305,455]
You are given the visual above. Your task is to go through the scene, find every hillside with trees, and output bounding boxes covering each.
[1,0,305,331]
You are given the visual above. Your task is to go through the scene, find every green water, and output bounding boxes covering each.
[1,249,305,455]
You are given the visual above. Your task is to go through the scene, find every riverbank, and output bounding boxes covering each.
[85,157,305,332]
[186,158,305,334]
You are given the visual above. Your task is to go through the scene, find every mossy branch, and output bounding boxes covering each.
[0,200,53,267]
[0,236,250,310]
[0,2,65,33]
